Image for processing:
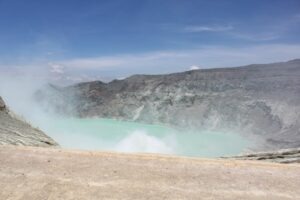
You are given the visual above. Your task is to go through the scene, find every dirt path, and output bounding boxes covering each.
[0,145,300,200]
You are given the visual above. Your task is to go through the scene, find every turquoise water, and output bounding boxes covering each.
[37,117,251,158]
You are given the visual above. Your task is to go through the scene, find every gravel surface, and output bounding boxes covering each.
[1,145,300,200]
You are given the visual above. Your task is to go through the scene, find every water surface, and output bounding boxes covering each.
[38,117,251,158]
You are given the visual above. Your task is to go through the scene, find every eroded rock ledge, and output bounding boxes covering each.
[0,96,58,147]
[0,97,6,111]
[227,148,300,164]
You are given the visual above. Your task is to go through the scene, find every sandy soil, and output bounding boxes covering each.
[0,145,300,200]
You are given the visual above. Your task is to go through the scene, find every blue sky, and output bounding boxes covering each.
[0,0,300,82]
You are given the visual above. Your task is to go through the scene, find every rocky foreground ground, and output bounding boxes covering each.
[0,145,300,200]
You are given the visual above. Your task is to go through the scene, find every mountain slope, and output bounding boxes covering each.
[0,96,58,147]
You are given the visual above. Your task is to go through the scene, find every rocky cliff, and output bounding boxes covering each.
[227,147,300,164]
[0,96,58,147]
[35,59,300,151]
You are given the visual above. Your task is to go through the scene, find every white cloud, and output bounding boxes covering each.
[184,25,233,32]
[56,44,300,72]
[1,44,300,84]
[48,63,65,74]
[189,65,200,70]
[230,32,280,41]
[229,14,300,42]
[183,25,280,41]
[59,51,189,70]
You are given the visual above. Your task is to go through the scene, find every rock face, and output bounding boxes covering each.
[35,59,300,150]
[0,97,58,147]
[0,97,6,111]
[227,147,300,164]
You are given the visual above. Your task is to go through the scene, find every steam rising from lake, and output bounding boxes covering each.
[0,75,251,157]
